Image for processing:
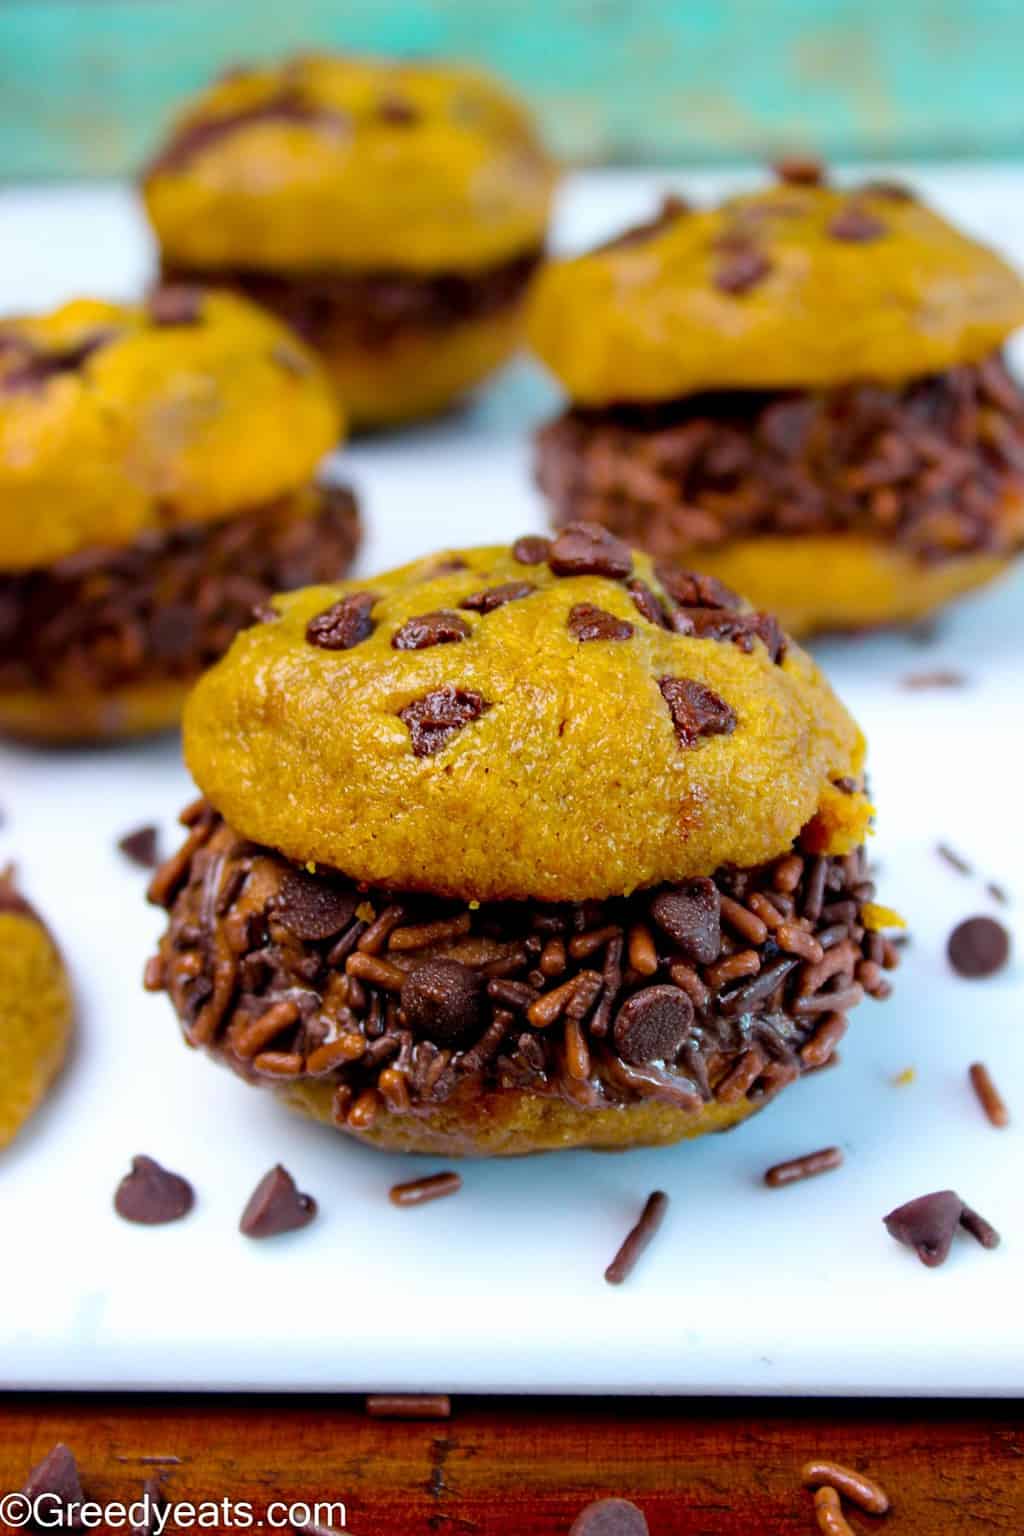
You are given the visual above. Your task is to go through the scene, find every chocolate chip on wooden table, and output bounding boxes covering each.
[239,1164,317,1239]
[947,915,1010,978]
[117,824,161,870]
[567,604,635,642]
[148,285,203,325]
[828,203,886,241]
[305,591,377,650]
[569,1498,649,1536]
[114,1155,195,1225]
[658,676,737,748]
[22,1444,85,1509]
[649,878,722,964]
[460,581,536,613]
[399,686,491,756]
[392,610,471,650]
[275,868,356,940]
[401,958,484,1046]
[613,985,693,1065]
[548,522,633,579]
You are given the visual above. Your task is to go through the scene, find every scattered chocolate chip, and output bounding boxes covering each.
[511,534,551,565]
[117,824,160,870]
[548,522,633,579]
[305,591,378,650]
[239,1164,317,1239]
[764,1145,843,1188]
[654,565,740,611]
[388,1171,463,1208]
[366,1393,451,1418]
[114,1155,195,1225]
[275,869,356,940]
[671,604,786,662]
[658,676,737,748]
[713,244,772,295]
[22,1444,84,1509]
[148,285,203,326]
[399,686,491,756]
[626,579,669,626]
[459,581,535,613]
[401,959,484,1046]
[884,1189,1000,1267]
[569,1498,649,1536]
[649,880,722,964]
[392,610,472,650]
[567,603,635,642]
[377,95,418,124]
[605,1189,669,1285]
[613,985,693,1065]
[773,154,825,186]
[828,203,886,241]
[947,915,1010,978]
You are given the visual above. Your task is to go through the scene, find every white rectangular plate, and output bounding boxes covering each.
[2,169,1022,1395]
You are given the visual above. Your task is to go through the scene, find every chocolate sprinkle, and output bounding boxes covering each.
[148,285,203,326]
[460,581,536,614]
[275,869,357,941]
[239,1163,317,1239]
[305,590,377,651]
[114,1155,195,1225]
[548,522,633,579]
[399,686,491,756]
[613,985,693,1065]
[366,1393,451,1418]
[883,1189,1001,1267]
[947,915,1010,978]
[392,610,472,651]
[764,1145,843,1188]
[22,1444,84,1509]
[388,1171,463,1208]
[569,1499,649,1536]
[401,959,484,1046]
[118,824,161,870]
[605,1190,669,1284]
[969,1061,1010,1129]
[658,676,737,748]
[567,603,635,642]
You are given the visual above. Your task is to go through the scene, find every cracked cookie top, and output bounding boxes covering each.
[528,178,1024,404]
[183,524,868,902]
[142,54,556,274]
[0,291,340,571]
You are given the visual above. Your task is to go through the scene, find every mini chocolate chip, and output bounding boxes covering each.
[401,958,484,1046]
[858,179,915,202]
[548,522,633,579]
[399,686,491,756]
[23,1444,84,1508]
[114,1155,195,1225]
[828,203,886,242]
[713,245,772,295]
[148,285,203,325]
[568,603,635,642]
[658,676,737,748]
[671,605,786,662]
[654,564,740,612]
[613,985,693,1066]
[460,581,536,613]
[305,591,378,650]
[117,824,160,870]
[569,1498,649,1536]
[378,95,418,124]
[883,1190,1000,1268]
[239,1164,317,1239]
[275,868,356,940]
[650,879,722,964]
[392,610,472,650]
[512,534,551,565]
[626,579,669,626]
[773,154,825,186]
[947,916,1010,978]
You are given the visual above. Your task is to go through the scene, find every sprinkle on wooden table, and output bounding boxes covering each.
[813,1485,855,1535]
[764,1146,844,1189]
[969,1062,1010,1128]
[388,1171,462,1208]
[802,1459,891,1515]
[366,1393,451,1420]
[604,1190,669,1285]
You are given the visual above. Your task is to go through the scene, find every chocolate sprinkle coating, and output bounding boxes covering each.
[399,686,491,757]
[947,915,1011,978]
[392,609,472,651]
[569,1499,649,1536]
[305,590,377,651]
[613,985,693,1065]
[658,676,737,748]
[568,603,635,642]
[401,958,484,1047]
[114,1155,195,1225]
[548,522,633,579]
[649,879,722,964]
[239,1163,317,1238]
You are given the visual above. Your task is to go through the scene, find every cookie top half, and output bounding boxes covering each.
[183,524,868,902]
[0,291,340,571]
[143,55,557,274]
[528,181,1024,404]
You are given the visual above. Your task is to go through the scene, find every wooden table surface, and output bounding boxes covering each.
[1,1396,1021,1534]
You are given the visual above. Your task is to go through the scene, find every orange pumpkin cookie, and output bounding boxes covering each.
[0,870,73,1150]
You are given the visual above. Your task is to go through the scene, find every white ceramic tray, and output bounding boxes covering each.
[1,169,1022,1394]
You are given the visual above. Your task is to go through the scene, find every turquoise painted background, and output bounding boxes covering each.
[0,0,1021,180]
